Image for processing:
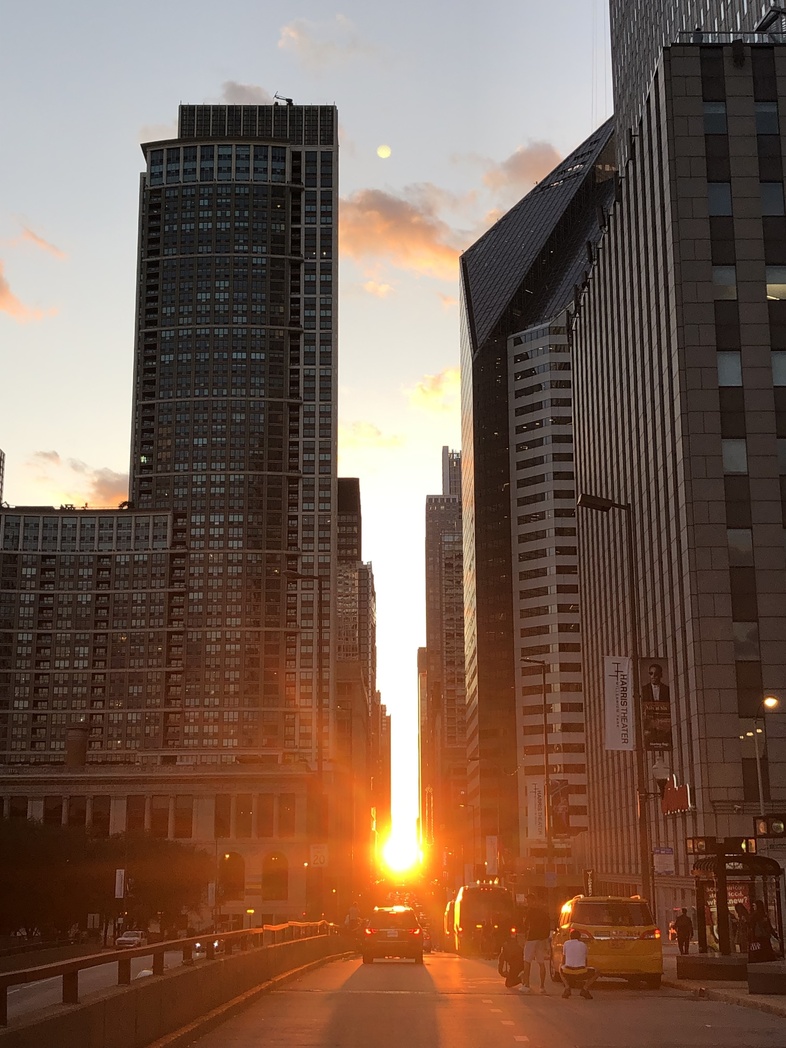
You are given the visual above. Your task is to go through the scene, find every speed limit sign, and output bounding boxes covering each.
[310,844,329,867]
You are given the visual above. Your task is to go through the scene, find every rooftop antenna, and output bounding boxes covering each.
[274,92,294,106]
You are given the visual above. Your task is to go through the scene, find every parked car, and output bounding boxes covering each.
[362,905,424,964]
[550,895,662,989]
[115,930,148,949]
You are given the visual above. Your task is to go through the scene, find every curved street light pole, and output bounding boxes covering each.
[753,696,780,817]
[521,657,551,897]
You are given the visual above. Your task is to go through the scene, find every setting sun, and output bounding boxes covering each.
[381,831,421,875]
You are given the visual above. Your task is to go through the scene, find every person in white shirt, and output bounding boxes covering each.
[560,929,598,999]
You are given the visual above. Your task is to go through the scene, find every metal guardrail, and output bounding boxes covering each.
[0,920,332,1026]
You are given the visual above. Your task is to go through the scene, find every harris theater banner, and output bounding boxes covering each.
[603,656,634,751]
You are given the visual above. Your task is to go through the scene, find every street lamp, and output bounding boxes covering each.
[748,696,779,817]
[459,801,479,879]
[577,491,653,906]
[521,657,551,893]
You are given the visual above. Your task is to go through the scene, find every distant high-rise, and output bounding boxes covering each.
[422,448,466,883]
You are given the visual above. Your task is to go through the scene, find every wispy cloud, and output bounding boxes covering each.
[339,421,404,450]
[362,280,395,299]
[220,81,274,105]
[0,262,49,323]
[18,226,66,259]
[26,452,128,507]
[406,368,461,414]
[340,189,461,282]
[278,14,374,70]
[479,140,561,195]
[438,293,457,309]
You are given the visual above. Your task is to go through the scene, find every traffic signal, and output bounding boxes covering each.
[754,815,786,839]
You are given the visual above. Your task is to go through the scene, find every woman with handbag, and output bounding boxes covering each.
[747,900,780,964]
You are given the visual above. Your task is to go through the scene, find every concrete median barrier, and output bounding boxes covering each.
[0,934,344,1048]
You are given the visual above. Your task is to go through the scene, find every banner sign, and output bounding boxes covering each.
[527,779,546,841]
[549,778,571,836]
[640,657,673,752]
[485,835,498,876]
[604,656,634,750]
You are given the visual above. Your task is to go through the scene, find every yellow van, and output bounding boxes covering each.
[550,896,663,988]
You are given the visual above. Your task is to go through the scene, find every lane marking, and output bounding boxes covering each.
[514,1037,530,1043]
[490,1008,502,1013]
[501,1020,515,1025]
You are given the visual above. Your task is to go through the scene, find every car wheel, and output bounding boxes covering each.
[414,952,424,964]
[549,963,563,984]
[362,955,373,964]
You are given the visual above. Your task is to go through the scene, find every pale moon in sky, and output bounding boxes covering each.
[376,144,392,159]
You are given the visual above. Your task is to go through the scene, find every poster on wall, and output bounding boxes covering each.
[640,657,673,752]
[604,656,634,750]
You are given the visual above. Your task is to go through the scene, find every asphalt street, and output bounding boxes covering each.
[184,952,786,1048]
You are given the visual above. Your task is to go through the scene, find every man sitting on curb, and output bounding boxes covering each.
[560,929,598,1000]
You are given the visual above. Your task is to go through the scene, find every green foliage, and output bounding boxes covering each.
[0,820,212,936]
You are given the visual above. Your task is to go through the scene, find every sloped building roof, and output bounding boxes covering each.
[461,117,615,351]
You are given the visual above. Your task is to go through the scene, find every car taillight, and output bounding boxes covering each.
[364,927,376,937]
[639,928,661,940]
[569,926,594,941]
[410,928,422,936]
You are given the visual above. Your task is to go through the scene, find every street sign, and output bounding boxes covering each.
[114,868,125,900]
[653,847,675,874]
[310,844,329,867]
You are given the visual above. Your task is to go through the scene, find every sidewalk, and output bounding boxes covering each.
[661,942,786,1018]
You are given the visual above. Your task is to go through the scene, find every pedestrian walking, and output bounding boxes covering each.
[673,908,693,955]
[748,900,780,964]
[519,893,551,995]
[560,929,598,1000]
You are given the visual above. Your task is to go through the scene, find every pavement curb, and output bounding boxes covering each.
[147,951,356,1048]
[662,977,786,1019]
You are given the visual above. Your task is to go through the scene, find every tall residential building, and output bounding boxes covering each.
[423,448,466,885]
[0,102,363,925]
[573,39,786,925]
[130,103,339,768]
[611,1,782,161]
[460,121,615,887]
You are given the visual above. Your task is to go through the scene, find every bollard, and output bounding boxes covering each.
[118,958,132,985]
[153,950,164,976]
[63,970,79,1005]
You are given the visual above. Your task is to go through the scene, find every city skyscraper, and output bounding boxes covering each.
[0,102,381,925]
[422,447,466,884]
[130,103,339,766]
[459,123,614,885]
[573,33,786,923]
[610,1,779,162]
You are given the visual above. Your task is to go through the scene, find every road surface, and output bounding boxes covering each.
[185,951,786,1048]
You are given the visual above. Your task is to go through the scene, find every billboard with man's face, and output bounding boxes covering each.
[640,657,673,752]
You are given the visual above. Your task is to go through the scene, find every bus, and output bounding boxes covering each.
[451,883,518,956]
